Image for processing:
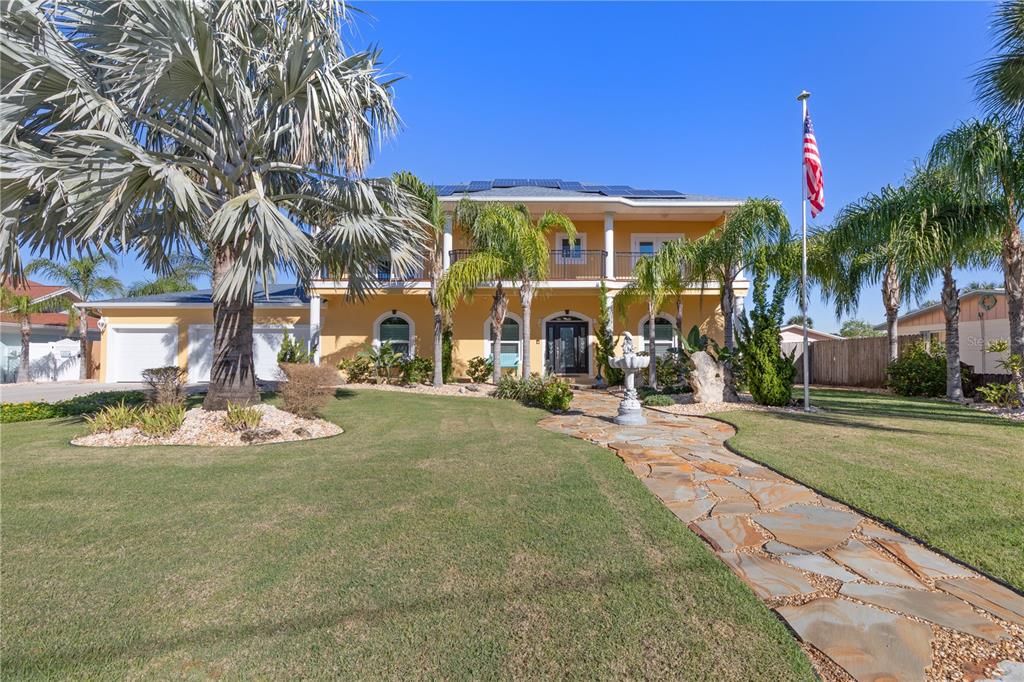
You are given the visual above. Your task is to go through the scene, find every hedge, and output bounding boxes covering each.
[1,391,147,424]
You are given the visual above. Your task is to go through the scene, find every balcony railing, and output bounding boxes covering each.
[614,252,649,279]
[449,249,606,280]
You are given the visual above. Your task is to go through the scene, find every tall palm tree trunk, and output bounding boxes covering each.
[78,312,89,380]
[520,284,533,379]
[675,295,684,353]
[490,284,508,383]
[647,300,658,388]
[204,248,259,409]
[720,283,735,350]
[883,262,901,361]
[941,265,963,401]
[17,316,31,383]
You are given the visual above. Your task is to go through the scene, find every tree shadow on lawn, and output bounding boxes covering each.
[738,409,925,435]
[2,563,758,675]
[809,395,1022,429]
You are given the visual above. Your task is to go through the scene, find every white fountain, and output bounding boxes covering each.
[609,332,650,425]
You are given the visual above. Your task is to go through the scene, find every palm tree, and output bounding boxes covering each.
[683,198,790,351]
[817,185,931,361]
[614,254,674,388]
[25,254,122,379]
[393,172,446,386]
[0,288,70,382]
[653,240,694,355]
[1,1,423,409]
[930,118,1024,372]
[904,167,1001,401]
[438,201,574,381]
[126,253,208,297]
[975,1,1024,122]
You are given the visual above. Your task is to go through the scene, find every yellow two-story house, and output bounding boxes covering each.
[88,179,747,383]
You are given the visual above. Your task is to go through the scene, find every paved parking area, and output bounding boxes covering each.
[0,382,148,403]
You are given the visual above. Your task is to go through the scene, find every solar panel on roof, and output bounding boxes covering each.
[467,181,491,191]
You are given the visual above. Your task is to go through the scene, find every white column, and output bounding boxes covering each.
[442,214,453,270]
[603,212,615,278]
[310,294,322,365]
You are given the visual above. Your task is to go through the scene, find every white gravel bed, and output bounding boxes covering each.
[634,392,817,416]
[968,402,1024,422]
[71,404,342,447]
[341,382,496,397]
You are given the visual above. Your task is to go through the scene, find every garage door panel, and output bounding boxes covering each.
[186,325,308,382]
[110,327,177,382]
[187,326,213,383]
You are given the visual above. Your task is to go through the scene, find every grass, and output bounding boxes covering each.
[712,389,1024,590]
[1,390,812,680]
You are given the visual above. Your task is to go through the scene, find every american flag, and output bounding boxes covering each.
[803,112,824,217]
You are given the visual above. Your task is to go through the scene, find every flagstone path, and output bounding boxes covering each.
[538,391,1024,682]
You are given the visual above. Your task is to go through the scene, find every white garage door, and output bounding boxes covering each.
[187,325,309,382]
[108,326,178,382]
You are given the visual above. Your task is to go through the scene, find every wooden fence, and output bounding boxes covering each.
[793,335,921,387]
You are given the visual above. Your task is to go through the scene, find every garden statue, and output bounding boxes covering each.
[609,332,650,425]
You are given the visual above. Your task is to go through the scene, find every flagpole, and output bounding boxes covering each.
[797,90,811,412]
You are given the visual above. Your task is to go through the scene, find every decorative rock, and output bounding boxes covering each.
[690,516,764,552]
[776,598,932,682]
[826,540,926,589]
[779,553,859,582]
[936,578,1024,627]
[718,552,816,599]
[753,504,860,552]
[688,350,728,403]
[840,582,1009,642]
[293,426,312,438]
[241,427,282,443]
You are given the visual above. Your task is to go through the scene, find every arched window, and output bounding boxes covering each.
[377,314,412,357]
[641,316,676,358]
[485,317,521,369]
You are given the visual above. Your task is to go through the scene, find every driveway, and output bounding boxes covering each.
[1,382,207,403]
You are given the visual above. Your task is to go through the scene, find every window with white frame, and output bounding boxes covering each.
[641,316,676,358]
[486,318,521,369]
[377,315,412,356]
[556,232,585,263]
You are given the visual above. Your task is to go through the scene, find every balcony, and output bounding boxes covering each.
[449,249,606,280]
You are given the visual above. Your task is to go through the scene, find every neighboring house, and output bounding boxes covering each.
[1,280,100,383]
[85,179,748,383]
[778,324,841,344]
[888,288,1010,375]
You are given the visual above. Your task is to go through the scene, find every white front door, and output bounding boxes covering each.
[108,326,178,382]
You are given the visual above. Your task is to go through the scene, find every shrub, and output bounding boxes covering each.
[137,403,186,437]
[360,341,402,384]
[279,362,337,418]
[976,382,1022,408]
[466,356,493,383]
[338,355,373,383]
[442,323,454,384]
[141,366,187,405]
[223,402,263,431]
[655,350,687,389]
[886,343,945,397]
[643,394,675,407]
[277,331,313,364]
[84,400,141,433]
[494,375,573,411]
[400,356,433,385]
[735,250,795,407]
[1,391,146,424]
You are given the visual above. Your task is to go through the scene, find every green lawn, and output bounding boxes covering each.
[1,390,812,681]
[712,389,1024,590]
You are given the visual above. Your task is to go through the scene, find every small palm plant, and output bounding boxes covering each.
[614,254,674,388]
[0,287,70,382]
[361,341,401,385]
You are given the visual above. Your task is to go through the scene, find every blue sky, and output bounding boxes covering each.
[29,1,1002,332]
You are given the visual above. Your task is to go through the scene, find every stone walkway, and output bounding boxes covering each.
[538,391,1024,682]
